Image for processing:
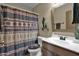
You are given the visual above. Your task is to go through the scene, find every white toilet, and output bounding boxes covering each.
[28,44,41,56]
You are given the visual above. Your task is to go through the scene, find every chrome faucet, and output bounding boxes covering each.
[60,36,67,40]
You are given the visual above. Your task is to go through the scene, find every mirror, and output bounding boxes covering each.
[52,4,75,32]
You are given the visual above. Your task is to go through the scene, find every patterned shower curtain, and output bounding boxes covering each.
[0,5,38,56]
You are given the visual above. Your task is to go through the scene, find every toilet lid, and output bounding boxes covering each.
[28,44,40,49]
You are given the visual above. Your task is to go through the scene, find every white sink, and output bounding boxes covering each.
[73,39,79,44]
[47,37,69,46]
[53,39,70,44]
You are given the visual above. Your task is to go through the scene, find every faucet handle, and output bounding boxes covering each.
[63,37,67,40]
[60,36,63,40]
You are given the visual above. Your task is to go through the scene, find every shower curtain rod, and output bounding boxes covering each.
[0,4,38,15]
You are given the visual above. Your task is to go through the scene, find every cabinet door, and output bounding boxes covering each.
[42,48,47,56]
[42,48,55,56]
[42,41,60,56]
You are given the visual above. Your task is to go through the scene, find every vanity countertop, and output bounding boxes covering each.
[38,36,79,54]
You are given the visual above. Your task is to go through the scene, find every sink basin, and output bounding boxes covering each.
[48,38,70,46]
[73,39,79,44]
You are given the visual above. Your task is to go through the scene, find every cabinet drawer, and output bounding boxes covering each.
[42,47,59,56]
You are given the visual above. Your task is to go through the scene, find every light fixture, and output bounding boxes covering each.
[52,3,65,8]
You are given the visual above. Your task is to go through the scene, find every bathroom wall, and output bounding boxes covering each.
[33,3,53,37]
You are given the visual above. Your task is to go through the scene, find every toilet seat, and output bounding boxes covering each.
[28,44,40,49]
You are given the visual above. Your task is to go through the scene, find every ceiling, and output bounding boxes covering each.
[3,3,38,11]
[0,3,65,11]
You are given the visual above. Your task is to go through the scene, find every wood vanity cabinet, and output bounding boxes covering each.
[42,41,79,56]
